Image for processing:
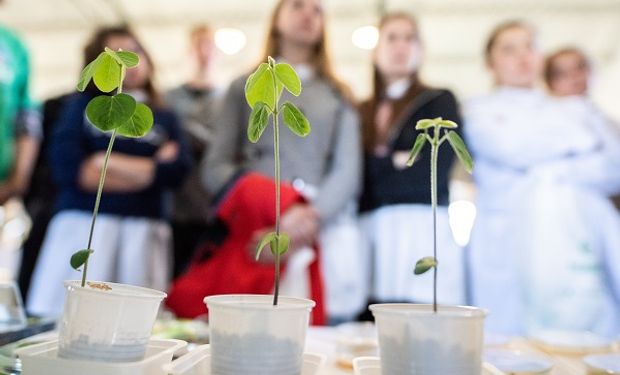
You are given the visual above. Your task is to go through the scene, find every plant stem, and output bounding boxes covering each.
[81,130,117,287]
[430,128,439,313]
[271,69,281,306]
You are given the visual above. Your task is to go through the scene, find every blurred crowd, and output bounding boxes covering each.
[1,0,620,337]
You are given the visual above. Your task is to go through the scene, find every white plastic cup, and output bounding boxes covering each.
[58,280,166,362]
[204,294,315,375]
[370,304,486,375]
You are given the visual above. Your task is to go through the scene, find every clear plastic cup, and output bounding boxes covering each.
[204,294,315,375]
[370,304,486,375]
[58,280,166,362]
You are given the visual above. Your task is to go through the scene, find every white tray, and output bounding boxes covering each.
[15,338,186,375]
[352,356,507,375]
[163,344,326,375]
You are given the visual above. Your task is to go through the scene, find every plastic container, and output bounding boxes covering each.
[583,354,620,375]
[16,338,185,375]
[58,280,166,362]
[352,357,507,375]
[204,294,315,375]
[370,304,486,375]
[163,344,326,375]
[483,349,553,374]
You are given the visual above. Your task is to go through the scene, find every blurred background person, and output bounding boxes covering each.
[167,0,362,324]
[544,47,590,97]
[466,21,620,337]
[358,12,465,309]
[27,26,191,317]
[164,24,223,277]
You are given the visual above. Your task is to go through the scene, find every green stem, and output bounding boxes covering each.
[81,130,117,287]
[430,128,439,313]
[271,68,281,306]
[81,65,124,288]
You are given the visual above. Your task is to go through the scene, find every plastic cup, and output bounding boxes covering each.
[370,304,486,375]
[58,280,166,362]
[204,294,315,375]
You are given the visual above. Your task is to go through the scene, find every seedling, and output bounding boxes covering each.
[407,117,473,312]
[244,56,311,306]
[69,48,154,287]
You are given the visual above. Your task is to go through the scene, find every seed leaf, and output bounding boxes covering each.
[70,249,93,271]
[274,63,302,96]
[414,256,438,275]
[116,103,153,138]
[446,130,474,173]
[282,102,311,137]
[255,231,278,261]
[407,133,427,167]
[86,94,137,132]
[245,63,279,111]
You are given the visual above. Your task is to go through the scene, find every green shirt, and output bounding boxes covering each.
[0,26,35,181]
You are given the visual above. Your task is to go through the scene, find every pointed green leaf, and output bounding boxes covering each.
[255,231,278,261]
[245,63,279,111]
[446,130,474,173]
[407,133,427,167]
[282,102,311,137]
[70,249,93,271]
[85,94,137,132]
[270,233,290,256]
[93,52,122,93]
[437,119,458,129]
[414,256,437,275]
[116,103,154,138]
[274,63,302,96]
[247,102,271,143]
[77,53,104,92]
[415,117,442,130]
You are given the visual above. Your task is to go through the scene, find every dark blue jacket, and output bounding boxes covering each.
[50,92,192,219]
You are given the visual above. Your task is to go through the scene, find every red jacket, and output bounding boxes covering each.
[166,173,326,325]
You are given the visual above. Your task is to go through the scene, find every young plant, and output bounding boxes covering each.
[407,117,473,312]
[245,56,311,306]
[69,48,154,287]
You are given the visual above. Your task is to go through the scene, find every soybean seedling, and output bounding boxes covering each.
[407,117,473,313]
[245,56,311,306]
[69,48,154,287]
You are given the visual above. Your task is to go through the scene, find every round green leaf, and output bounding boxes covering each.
[77,53,104,92]
[407,133,427,167]
[86,94,137,132]
[93,53,122,93]
[282,102,311,137]
[247,102,271,143]
[446,130,474,173]
[245,63,279,111]
[105,48,139,68]
[271,233,290,256]
[414,256,437,275]
[274,63,302,96]
[116,103,154,138]
[70,249,93,271]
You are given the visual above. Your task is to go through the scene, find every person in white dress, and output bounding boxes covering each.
[465,21,620,337]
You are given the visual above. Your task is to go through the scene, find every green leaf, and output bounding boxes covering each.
[446,130,474,173]
[255,231,277,261]
[70,249,93,271]
[282,102,311,137]
[77,53,103,92]
[270,233,290,256]
[85,94,137,132]
[245,63,279,111]
[407,133,427,167]
[247,102,271,143]
[116,103,153,138]
[274,63,302,96]
[93,52,122,93]
[117,51,139,68]
[437,119,458,129]
[414,256,437,275]
[415,117,442,130]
